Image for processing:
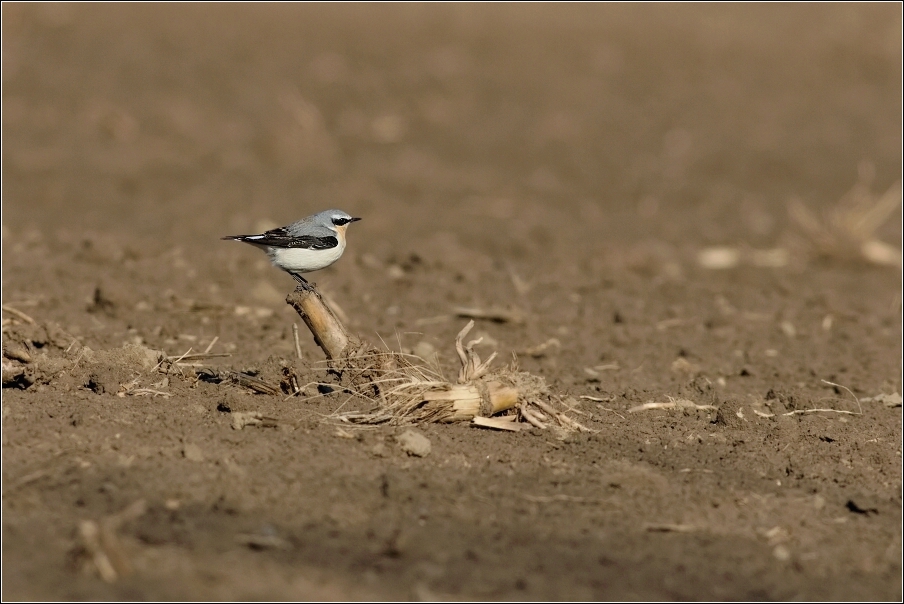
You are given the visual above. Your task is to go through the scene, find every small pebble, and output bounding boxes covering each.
[397,429,431,457]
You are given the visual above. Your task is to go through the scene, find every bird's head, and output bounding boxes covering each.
[321,210,361,233]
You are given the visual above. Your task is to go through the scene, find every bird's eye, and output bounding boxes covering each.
[332,217,350,226]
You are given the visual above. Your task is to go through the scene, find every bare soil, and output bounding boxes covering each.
[2,4,902,600]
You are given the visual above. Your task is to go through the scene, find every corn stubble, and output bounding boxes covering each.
[286,287,582,432]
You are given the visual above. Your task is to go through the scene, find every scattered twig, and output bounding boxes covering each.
[519,402,547,429]
[126,388,173,398]
[166,352,231,362]
[203,336,219,354]
[821,379,863,415]
[783,408,858,417]
[69,347,88,371]
[555,396,589,416]
[472,416,523,431]
[289,373,300,394]
[755,380,866,417]
[333,427,356,438]
[326,393,363,418]
[533,398,592,432]
[223,371,280,395]
[337,411,394,424]
[629,398,716,413]
[520,338,561,358]
[7,469,51,491]
[158,347,193,372]
[581,394,626,418]
[508,268,532,296]
[1,305,36,324]
[596,406,626,420]
[78,499,146,583]
[656,317,694,330]
[293,323,303,360]
[78,521,118,583]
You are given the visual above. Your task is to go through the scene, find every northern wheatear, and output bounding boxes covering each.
[223,209,361,290]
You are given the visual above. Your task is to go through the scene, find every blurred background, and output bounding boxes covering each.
[3,3,900,262]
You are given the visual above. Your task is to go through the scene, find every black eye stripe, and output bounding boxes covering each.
[332,217,350,225]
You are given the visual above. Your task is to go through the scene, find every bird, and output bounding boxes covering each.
[222,209,361,290]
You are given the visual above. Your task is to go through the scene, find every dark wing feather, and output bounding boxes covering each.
[283,235,338,249]
[223,226,338,250]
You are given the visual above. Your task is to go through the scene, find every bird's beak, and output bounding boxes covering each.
[350,217,362,223]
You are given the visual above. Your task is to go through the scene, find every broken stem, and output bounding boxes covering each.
[286,287,353,359]
[292,323,303,360]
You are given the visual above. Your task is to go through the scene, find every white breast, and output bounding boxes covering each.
[268,240,346,273]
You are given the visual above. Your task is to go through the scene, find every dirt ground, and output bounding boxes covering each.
[2,4,902,601]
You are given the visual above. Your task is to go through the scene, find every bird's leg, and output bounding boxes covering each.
[291,272,316,292]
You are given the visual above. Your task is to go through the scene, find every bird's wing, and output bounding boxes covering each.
[222,226,339,249]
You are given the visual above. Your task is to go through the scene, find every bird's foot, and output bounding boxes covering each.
[291,273,317,293]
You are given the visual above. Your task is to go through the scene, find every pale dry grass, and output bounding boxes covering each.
[331,321,584,432]
[789,166,901,268]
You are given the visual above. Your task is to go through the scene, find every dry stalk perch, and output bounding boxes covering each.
[286,288,357,360]
[286,287,557,427]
